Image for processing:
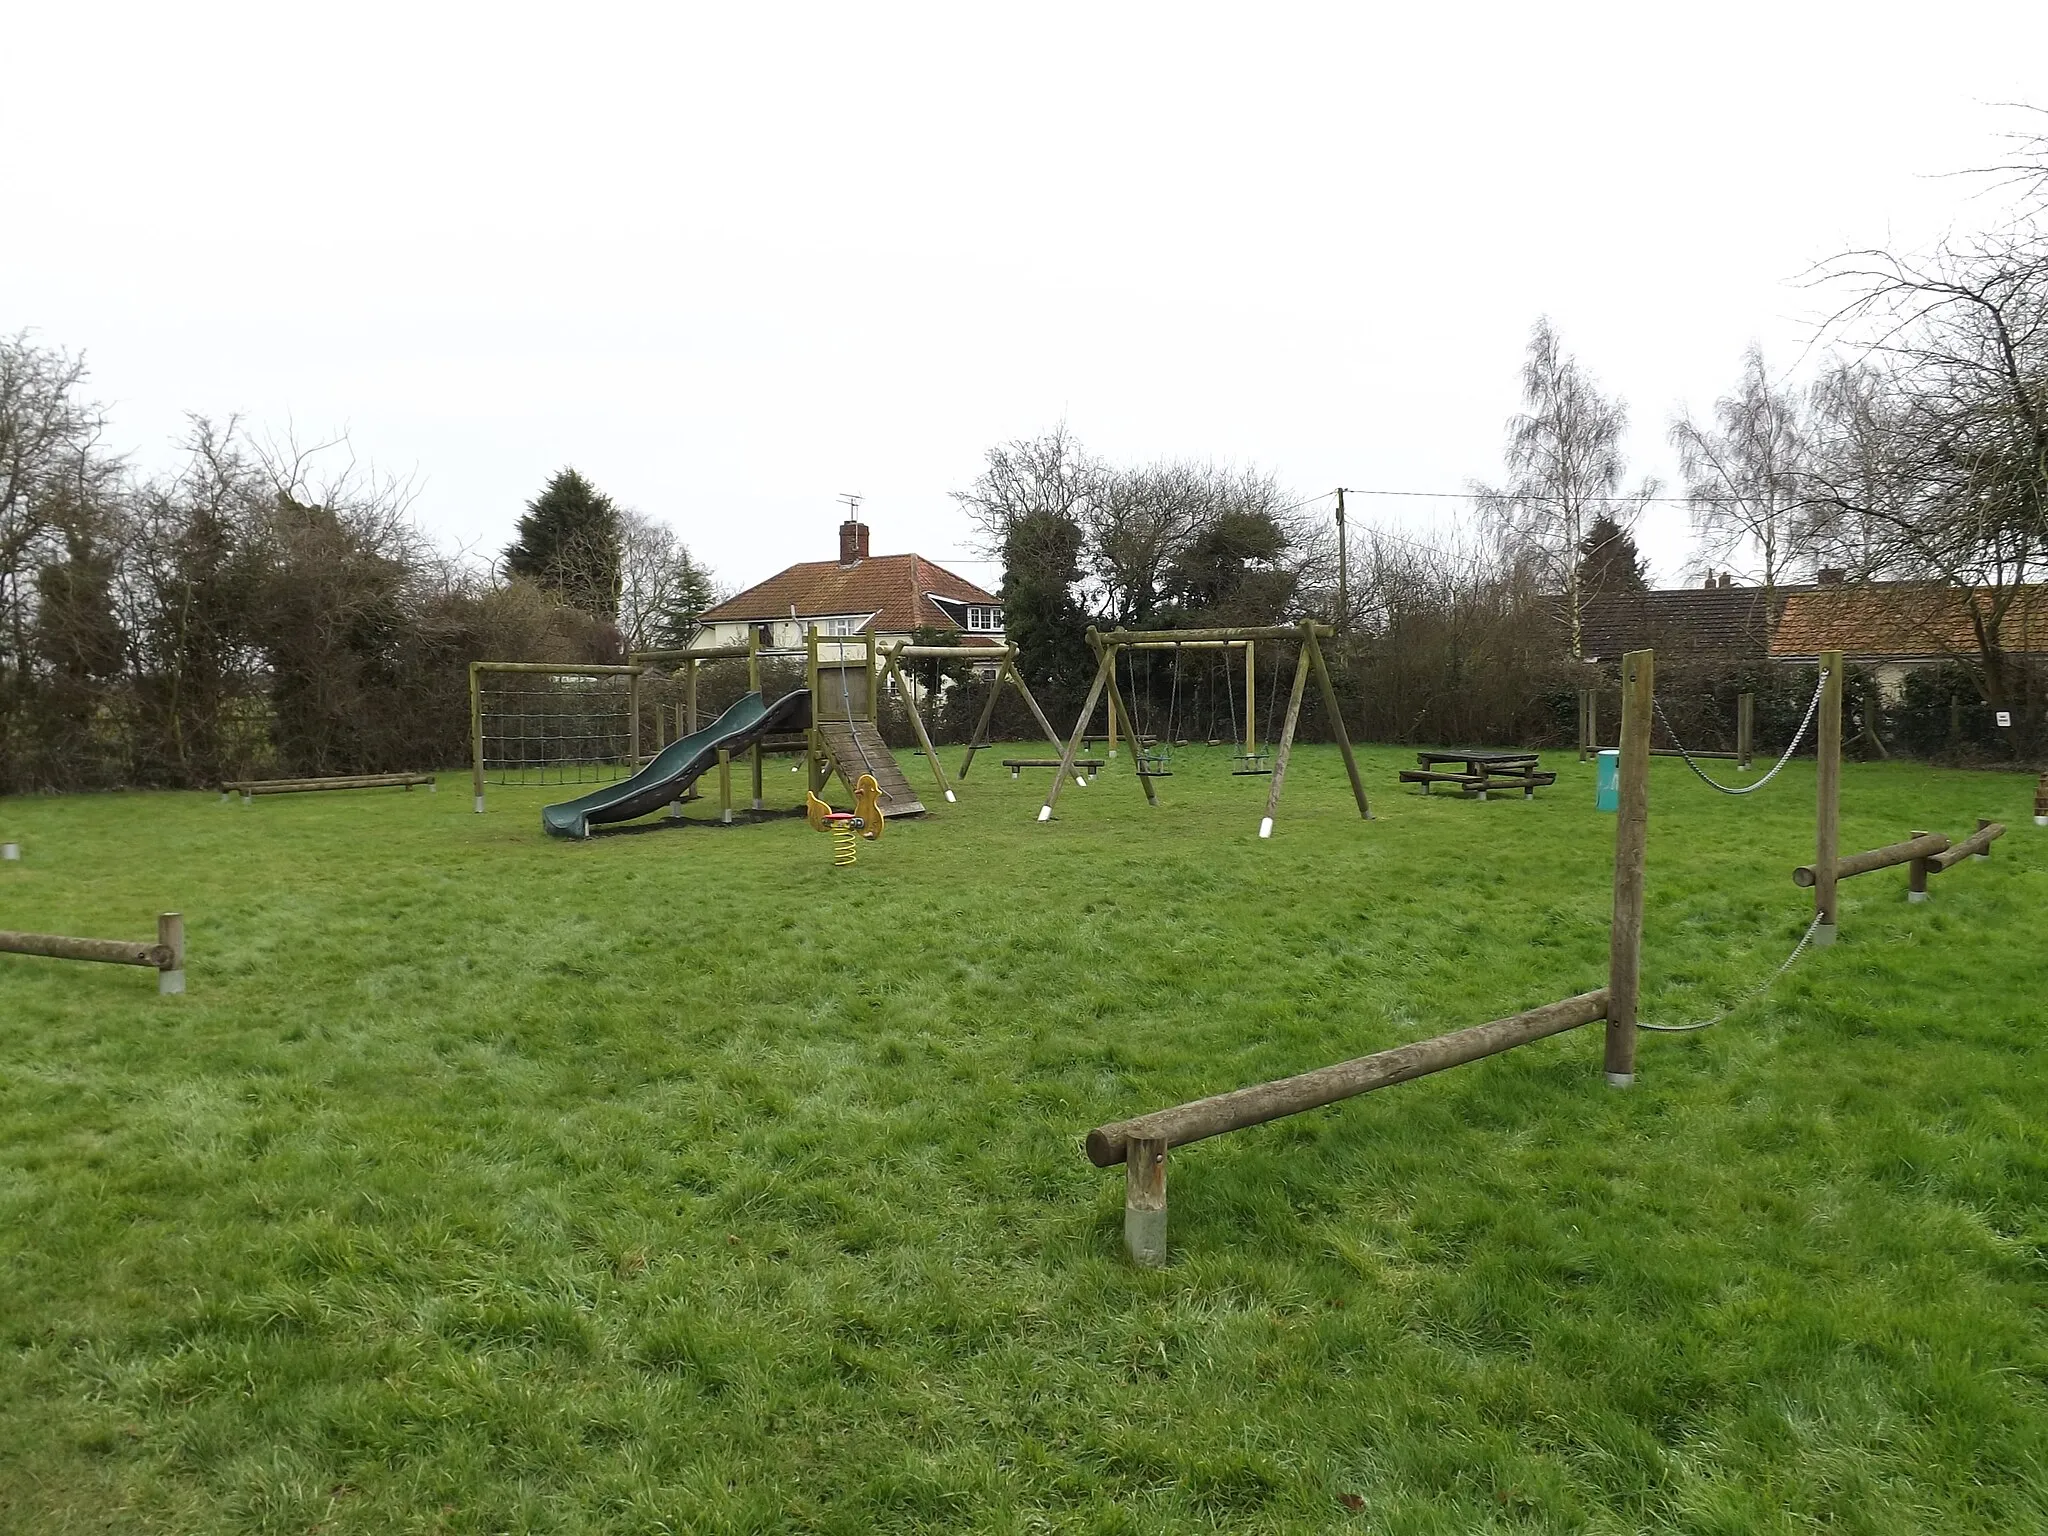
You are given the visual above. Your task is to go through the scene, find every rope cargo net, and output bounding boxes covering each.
[479,679,635,786]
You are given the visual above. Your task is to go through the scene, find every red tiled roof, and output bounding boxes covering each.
[1770,584,2048,660]
[700,553,999,634]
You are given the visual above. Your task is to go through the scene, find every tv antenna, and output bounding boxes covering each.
[837,492,863,523]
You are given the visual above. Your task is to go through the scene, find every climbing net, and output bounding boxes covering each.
[478,674,636,786]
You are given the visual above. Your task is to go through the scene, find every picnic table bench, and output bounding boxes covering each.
[1398,750,1556,800]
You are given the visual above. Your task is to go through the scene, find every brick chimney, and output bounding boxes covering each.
[1817,567,1844,585]
[838,518,870,566]
[1703,571,1716,590]
[1719,572,1732,589]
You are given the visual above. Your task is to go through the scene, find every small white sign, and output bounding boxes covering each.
[1995,710,2012,727]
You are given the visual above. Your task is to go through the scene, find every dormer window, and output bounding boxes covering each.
[964,605,1003,633]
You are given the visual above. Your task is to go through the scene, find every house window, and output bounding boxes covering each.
[820,616,861,637]
[756,624,774,649]
[964,605,1003,633]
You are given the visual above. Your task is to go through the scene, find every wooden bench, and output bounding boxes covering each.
[1398,765,1557,800]
[1005,757,1106,779]
[221,773,435,802]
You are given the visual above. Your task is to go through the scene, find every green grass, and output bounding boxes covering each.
[2,745,2045,1534]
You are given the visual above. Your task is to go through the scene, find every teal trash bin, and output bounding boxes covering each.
[1595,749,1619,812]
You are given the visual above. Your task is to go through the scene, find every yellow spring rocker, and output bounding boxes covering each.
[806,773,884,866]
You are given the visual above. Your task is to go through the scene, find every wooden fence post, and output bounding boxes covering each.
[157,912,185,995]
[1815,652,1843,945]
[1737,691,1754,771]
[1606,649,1653,1087]
[1908,829,1932,903]
[1124,1136,1168,1267]
[468,662,486,814]
[2034,771,2047,828]
[718,748,733,824]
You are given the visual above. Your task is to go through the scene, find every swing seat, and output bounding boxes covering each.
[1232,752,1272,777]
[1135,751,1174,777]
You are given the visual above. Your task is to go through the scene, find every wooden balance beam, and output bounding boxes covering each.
[1793,821,2005,902]
[1086,988,1610,1265]
[1004,757,1105,779]
[222,773,436,801]
[0,913,186,994]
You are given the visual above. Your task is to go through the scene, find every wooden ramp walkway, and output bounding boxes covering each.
[816,722,925,818]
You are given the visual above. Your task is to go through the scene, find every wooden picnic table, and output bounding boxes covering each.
[1399,750,1555,800]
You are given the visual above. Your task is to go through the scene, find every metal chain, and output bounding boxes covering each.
[1637,913,1827,1033]
[1652,671,1827,796]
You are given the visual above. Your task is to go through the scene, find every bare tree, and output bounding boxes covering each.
[1797,107,2047,738]
[1474,319,1659,659]
[616,509,719,653]
[1670,345,1812,603]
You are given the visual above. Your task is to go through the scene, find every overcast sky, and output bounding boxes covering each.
[7,3,2045,593]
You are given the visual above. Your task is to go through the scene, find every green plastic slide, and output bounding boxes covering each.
[541,689,812,838]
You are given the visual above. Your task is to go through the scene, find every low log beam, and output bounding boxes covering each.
[1793,831,1950,888]
[1085,988,1609,1169]
[1928,819,2005,874]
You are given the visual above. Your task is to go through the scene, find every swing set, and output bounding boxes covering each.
[1116,638,1273,777]
[1040,621,1371,838]
[878,641,1066,806]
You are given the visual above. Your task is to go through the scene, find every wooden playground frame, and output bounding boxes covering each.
[1039,621,1370,838]
[880,641,1064,806]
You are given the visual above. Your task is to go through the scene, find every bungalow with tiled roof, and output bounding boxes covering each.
[1578,572,1796,664]
[1768,574,2048,699]
[692,517,1005,665]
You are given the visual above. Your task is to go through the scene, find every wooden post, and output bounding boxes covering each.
[751,743,764,811]
[718,748,733,824]
[1949,694,1962,746]
[1973,816,1993,859]
[468,662,486,814]
[1124,1136,1168,1267]
[1106,677,1119,758]
[1102,650,1159,807]
[1907,829,1933,903]
[2034,770,2047,828]
[1260,641,1314,838]
[1005,649,1066,765]
[686,658,699,735]
[748,628,761,693]
[1040,636,1114,822]
[1814,652,1843,946]
[157,912,185,995]
[1606,649,1653,1087]
[1244,639,1256,754]
[889,651,955,804]
[1305,628,1370,821]
[1737,691,1754,771]
[628,668,642,771]
[1577,688,1590,762]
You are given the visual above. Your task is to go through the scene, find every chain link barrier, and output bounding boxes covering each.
[1651,671,1827,796]
[1637,913,1828,1033]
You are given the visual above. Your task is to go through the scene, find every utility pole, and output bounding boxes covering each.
[1334,488,1348,631]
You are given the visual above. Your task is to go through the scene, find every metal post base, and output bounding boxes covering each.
[1605,1071,1634,1088]
[159,969,185,996]
[1812,922,1838,947]
[1906,890,1927,903]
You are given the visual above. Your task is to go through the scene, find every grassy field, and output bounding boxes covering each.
[2,743,2045,1534]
